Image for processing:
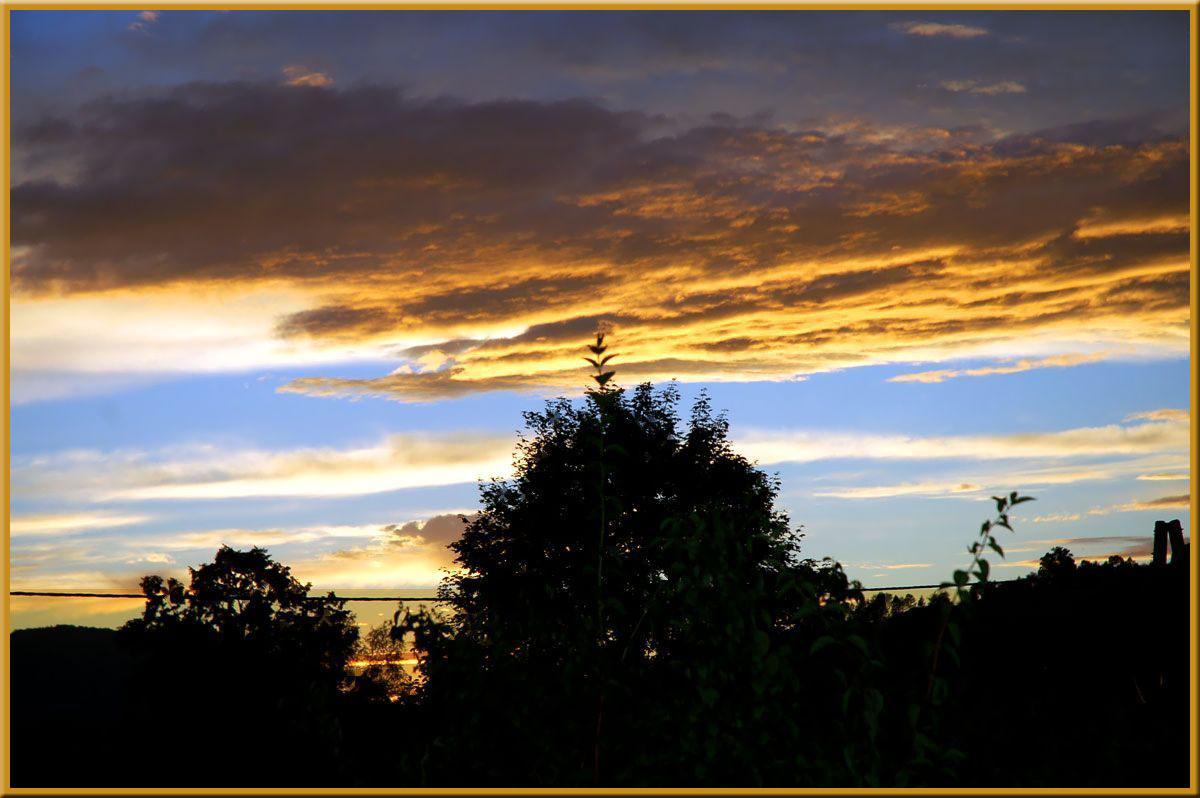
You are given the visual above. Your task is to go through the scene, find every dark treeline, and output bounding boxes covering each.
[9,348,1192,787]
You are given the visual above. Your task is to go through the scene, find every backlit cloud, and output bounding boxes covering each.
[889,352,1113,383]
[1018,535,1189,564]
[287,513,469,587]
[891,21,988,39]
[142,524,390,551]
[940,80,1026,95]
[739,411,1189,466]
[8,285,393,379]
[9,83,1188,402]
[12,433,515,503]
[11,414,1187,517]
[1124,408,1189,424]
[1032,513,1083,523]
[9,514,473,591]
[1137,472,1189,481]
[281,64,334,87]
[804,455,1189,505]
[1087,493,1190,515]
[813,481,981,500]
[128,10,159,33]
[9,512,153,538]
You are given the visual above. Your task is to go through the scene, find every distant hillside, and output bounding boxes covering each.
[9,626,138,787]
[8,553,1191,787]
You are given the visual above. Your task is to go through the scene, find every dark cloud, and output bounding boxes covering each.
[12,83,652,292]
[382,513,470,546]
[13,80,1188,300]
[282,368,552,403]
[1136,494,1189,508]
[13,11,1186,139]
[276,304,397,340]
[279,354,815,403]
[1005,109,1188,148]
[1062,535,1154,560]
[1055,531,1190,563]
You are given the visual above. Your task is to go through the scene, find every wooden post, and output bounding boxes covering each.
[1167,519,1185,566]
[1152,520,1168,566]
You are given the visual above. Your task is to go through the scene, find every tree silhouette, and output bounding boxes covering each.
[1038,546,1077,580]
[392,340,922,786]
[117,546,360,784]
[123,546,358,679]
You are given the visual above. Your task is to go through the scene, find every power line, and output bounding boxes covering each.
[9,591,443,601]
[862,579,1025,591]
[9,582,1012,602]
[10,591,146,599]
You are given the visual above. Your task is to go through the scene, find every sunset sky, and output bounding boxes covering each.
[7,9,1192,611]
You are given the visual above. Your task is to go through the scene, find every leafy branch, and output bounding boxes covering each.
[941,490,1035,597]
[584,332,617,783]
[585,332,617,389]
[924,490,1034,709]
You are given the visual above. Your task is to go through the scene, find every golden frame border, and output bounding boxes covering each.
[0,1,1196,794]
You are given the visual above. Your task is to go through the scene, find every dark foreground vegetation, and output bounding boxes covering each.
[10,342,1192,787]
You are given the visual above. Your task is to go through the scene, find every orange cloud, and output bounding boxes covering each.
[281,64,334,87]
[1124,408,1189,424]
[890,21,988,38]
[741,412,1189,466]
[846,561,933,571]
[889,352,1113,384]
[1087,494,1190,515]
[1007,535,1190,566]
[1137,472,1189,481]
[940,80,1025,95]
[9,514,474,593]
[287,514,469,588]
[12,433,515,502]
[1073,213,1190,240]
[127,10,159,32]
[9,512,153,538]
[9,84,1189,401]
[813,481,981,499]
